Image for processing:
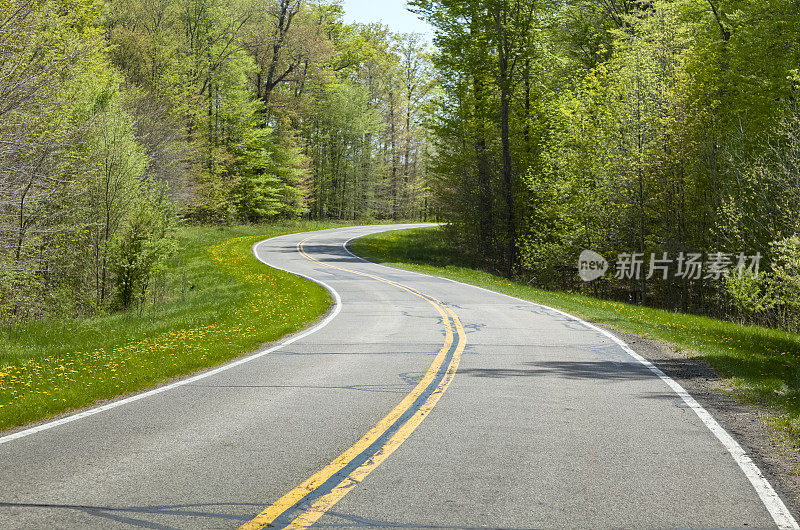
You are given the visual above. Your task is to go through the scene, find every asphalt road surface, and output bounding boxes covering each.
[1,224,797,529]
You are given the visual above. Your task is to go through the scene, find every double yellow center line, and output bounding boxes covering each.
[241,235,467,530]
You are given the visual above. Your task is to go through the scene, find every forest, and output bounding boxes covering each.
[2,0,800,334]
[0,0,434,321]
[412,0,800,331]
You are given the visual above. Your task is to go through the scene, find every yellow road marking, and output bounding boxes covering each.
[285,306,466,530]
[240,235,467,530]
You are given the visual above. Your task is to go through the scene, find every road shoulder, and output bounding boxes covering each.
[602,324,800,517]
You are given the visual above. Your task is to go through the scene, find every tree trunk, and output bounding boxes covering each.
[473,75,493,259]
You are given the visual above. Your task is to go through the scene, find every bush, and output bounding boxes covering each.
[106,188,176,310]
[726,236,800,330]
[770,236,800,329]
[726,271,776,318]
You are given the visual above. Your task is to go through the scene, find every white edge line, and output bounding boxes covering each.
[0,234,343,447]
[343,231,800,530]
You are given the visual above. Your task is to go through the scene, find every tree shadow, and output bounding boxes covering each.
[455,359,696,382]
[0,501,262,529]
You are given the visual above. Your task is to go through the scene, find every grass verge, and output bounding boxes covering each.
[0,222,341,432]
[351,227,800,435]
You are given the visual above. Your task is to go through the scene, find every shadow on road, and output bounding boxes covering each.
[0,501,263,529]
[456,359,712,382]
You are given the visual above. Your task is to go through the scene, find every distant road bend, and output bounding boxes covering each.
[0,224,797,529]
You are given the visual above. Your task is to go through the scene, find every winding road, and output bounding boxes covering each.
[0,224,796,529]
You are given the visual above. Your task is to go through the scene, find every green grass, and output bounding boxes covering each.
[0,221,343,432]
[351,227,800,434]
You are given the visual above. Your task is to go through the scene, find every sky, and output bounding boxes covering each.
[340,0,433,37]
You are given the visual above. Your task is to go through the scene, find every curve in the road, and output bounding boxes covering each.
[340,232,800,530]
[0,224,797,529]
[241,234,467,530]
[0,241,345,449]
